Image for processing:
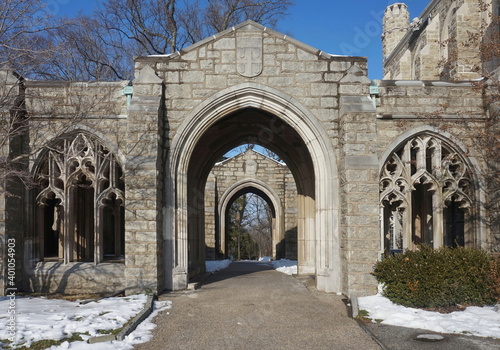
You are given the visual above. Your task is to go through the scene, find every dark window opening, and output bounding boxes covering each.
[445,200,465,247]
[72,177,95,262]
[43,196,61,259]
[103,198,125,261]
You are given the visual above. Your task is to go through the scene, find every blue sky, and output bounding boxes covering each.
[48,0,429,79]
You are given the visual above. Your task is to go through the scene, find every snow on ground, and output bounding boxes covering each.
[359,293,500,339]
[0,294,172,350]
[205,259,232,272]
[6,260,496,349]
[270,259,297,275]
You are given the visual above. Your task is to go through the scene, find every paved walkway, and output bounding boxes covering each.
[134,261,380,350]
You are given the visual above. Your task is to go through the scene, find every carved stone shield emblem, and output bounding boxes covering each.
[237,37,263,78]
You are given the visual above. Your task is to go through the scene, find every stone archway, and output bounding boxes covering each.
[166,83,340,293]
[218,179,284,260]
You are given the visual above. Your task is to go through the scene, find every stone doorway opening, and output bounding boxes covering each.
[204,145,298,263]
[225,192,274,261]
[186,107,313,279]
[167,84,340,293]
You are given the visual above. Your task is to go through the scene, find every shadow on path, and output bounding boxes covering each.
[201,261,275,286]
[135,261,380,350]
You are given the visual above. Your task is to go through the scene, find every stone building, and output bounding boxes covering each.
[204,149,298,262]
[1,0,498,297]
[382,0,500,79]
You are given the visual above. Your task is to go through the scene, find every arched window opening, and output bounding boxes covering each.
[380,135,474,253]
[35,133,125,264]
[382,197,404,254]
[440,6,458,79]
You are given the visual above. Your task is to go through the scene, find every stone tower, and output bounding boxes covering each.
[382,3,410,59]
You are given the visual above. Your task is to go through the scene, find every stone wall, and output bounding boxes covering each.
[27,263,126,294]
[20,80,132,294]
[122,67,166,294]
[375,79,496,251]
[375,80,485,121]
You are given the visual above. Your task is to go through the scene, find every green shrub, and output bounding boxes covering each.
[372,245,500,308]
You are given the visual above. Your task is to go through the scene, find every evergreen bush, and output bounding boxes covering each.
[372,246,500,308]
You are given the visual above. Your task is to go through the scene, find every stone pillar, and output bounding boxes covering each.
[339,65,379,297]
[124,65,164,294]
[204,172,217,259]
[297,194,316,275]
[284,172,298,260]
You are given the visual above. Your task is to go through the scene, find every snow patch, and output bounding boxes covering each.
[271,259,297,275]
[0,295,172,350]
[358,293,500,339]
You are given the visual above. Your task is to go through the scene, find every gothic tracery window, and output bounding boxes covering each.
[35,133,125,263]
[380,135,474,254]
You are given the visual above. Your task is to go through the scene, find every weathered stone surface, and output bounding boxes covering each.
[383,0,487,80]
[0,10,495,298]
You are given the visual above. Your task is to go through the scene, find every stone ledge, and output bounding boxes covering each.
[87,293,156,344]
[376,114,486,119]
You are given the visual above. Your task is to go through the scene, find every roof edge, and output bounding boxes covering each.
[136,20,366,62]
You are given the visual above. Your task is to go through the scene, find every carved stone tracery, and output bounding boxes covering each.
[35,133,124,263]
[380,135,474,252]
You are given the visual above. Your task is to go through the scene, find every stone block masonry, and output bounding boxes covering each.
[1,8,495,298]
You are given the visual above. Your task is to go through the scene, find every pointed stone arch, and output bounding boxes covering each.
[379,126,488,254]
[166,82,341,293]
[218,179,284,260]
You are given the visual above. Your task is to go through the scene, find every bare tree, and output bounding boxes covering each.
[40,15,134,81]
[204,0,294,33]
[0,0,56,74]
[246,193,272,258]
[59,0,295,80]
[0,0,59,195]
[228,194,249,260]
